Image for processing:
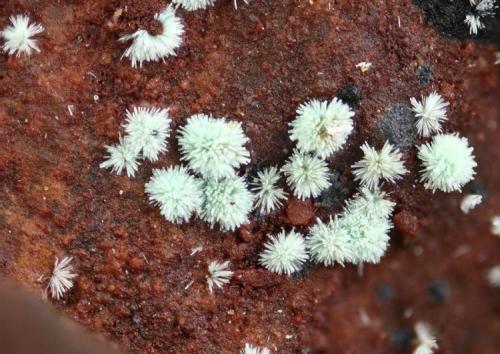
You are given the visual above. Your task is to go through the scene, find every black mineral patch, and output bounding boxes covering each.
[379,103,418,150]
[391,327,413,351]
[412,0,500,42]
[427,280,449,303]
[316,172,349,208]
[338,83,363,108]
[464,179,487,199]
[376,282,395,300]
[416,63,433,86]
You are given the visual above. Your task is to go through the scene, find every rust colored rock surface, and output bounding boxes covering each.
[286,198,315,226]
[0,1,499,353]
[235,269,283,288]
[394,210,419,238]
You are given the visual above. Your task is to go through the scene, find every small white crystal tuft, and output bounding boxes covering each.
[201,177,254,231]
[413,322,438,354]
[178,114,250,180]
[145,166,203,223]
[251,167,287,215]
[307,217,353,266]
[100,136,140,178]
[1,15,44,56]
[281,150,331,200]
[240,343,270,354]
[122,107,171,162]
[120,5,184,68]
[49,257,77,300]
[487,264,500,287]
[207,261,233,293]
[289,98,354,158]
[259,230,309,275]
[410,91,449,137]
[491,216,500,236]
[418,134,477,193]
[460,194,483,214]
[352,141,407,190]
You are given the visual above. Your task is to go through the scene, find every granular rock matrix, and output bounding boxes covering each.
[1,0,499,353]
